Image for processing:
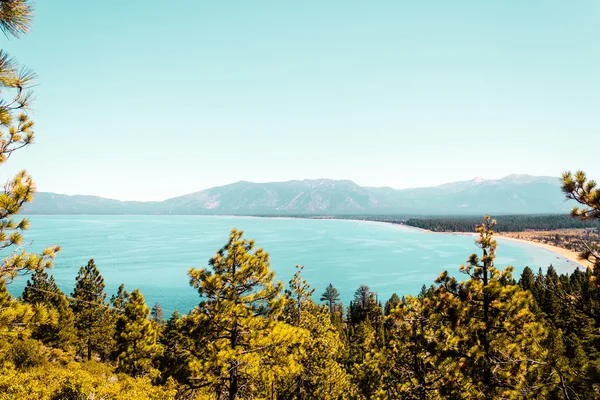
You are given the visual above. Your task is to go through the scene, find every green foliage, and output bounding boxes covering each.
[280,264,353,399]
[320,282,341,315]
[150,302,165,326]
[115,289,162,378]
[157,310,192,385]
[8,338,46,370]
[0,0,59,284]
[71,259,114,361]
[0,0,32,37]
[186,228,304,399]
[563,170,600,221]
[432,216,549,398]
[404,214,600,233]
[0,361,177,400]
[22,269,76,350]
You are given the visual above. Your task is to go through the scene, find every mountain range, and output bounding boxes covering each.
[21,174,573,216]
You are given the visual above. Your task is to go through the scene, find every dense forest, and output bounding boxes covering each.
[403,214,600,233]
[1,2,600,399]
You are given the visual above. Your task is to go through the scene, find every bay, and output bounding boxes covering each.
[5,215,582,315]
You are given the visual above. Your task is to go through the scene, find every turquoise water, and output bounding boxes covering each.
[5,216,583,315]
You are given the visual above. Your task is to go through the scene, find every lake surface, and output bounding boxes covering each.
[5,216,583,315]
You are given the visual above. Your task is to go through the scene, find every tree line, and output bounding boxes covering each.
[403,214,600,233]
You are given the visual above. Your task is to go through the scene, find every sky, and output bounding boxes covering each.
[1,0,599,201]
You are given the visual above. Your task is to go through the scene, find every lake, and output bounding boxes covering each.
[5,215,583,315]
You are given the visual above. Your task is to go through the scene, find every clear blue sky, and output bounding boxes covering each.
[2,1,599,201]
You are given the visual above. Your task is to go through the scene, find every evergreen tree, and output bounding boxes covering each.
[110,283,129,313]
[278,265,353,399]
[519,266,536,294]
[433,216,549,398]
[383,293,400,316]
[186,229,304,399]
[158,310,192,385]
[385,294,444,399]
[320,283,340,314]
[22,270,76,350]
[349,285,380,325]
[284,264,315,325]
[71,259,112,361]
[0,279,52,353]
[151,303,165,326]
[0,0,60,283]
[562,170,600,267]
[115,288,162,378]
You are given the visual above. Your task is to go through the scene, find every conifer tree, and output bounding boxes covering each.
[110,283,129,313]
[433,216,549,398]
[0,279,52,352]
[151,303,165,326]
[115,288,162,378]
[186,229,304,399]
[383,293,400,316]
[385,294,444,399]
[279,265,353,399]
[562,170,600,267]
[71,259,112,360]
[0,0,60,284]
[284,264,315,325]
[158,310,192,385]
[22,270,76,350]
[519,266,536,294]
[320,283,340,314]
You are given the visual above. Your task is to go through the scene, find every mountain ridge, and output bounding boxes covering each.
[22,174,571,216]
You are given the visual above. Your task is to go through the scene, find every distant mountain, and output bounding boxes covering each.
[21,174,573,216]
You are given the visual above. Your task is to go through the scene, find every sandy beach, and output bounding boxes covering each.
[394,224,592,269]
[494,234,592,269]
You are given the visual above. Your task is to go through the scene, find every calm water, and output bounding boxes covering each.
[5,216,583,315]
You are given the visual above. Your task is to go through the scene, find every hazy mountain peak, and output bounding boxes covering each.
[501,174,534,181]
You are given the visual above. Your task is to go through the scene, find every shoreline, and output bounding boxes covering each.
[493,234,591,269]
[347,220,591,269]
[399,224,590,269]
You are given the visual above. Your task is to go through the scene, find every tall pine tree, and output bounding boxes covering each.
[186,229,304,400]
[115,288,162,378]
[22,270,76,350]
[71,259,113,360]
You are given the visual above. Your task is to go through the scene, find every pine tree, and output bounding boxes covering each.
[110,283,129,313]
[115,289,162,378]
[0,0,60,283]
[562,170,600,267]
[279,265,353,399]
[22,270,76,350]
[519,266,536,294]
[186,229,304,399]
[158,310,192,385]
[383,293,400,316]
[151,303,165,326]
[433,216,549,398]
[284,264,315,325]
[385,294,444,399]
[71,259,112,361]
[320,283,340,314]
[0,279,52,352]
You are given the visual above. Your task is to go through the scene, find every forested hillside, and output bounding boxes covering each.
[404,214,600,232]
